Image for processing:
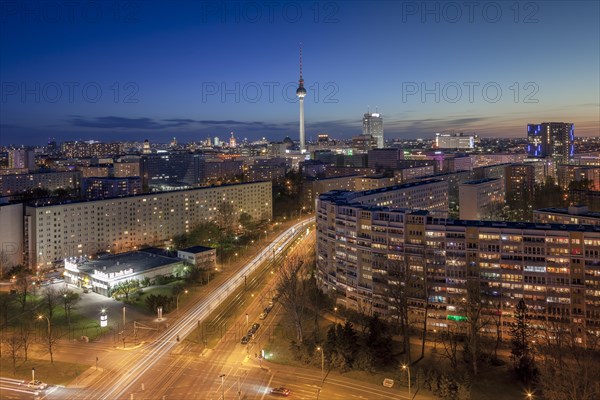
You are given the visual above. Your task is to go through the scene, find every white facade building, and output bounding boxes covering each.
[25,181,271,268]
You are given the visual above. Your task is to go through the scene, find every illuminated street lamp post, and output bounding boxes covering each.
[316,346,324,381]
[176,289,189,314]
[219,374,226,400]
[402,364,411,399]
[38,314,53,363]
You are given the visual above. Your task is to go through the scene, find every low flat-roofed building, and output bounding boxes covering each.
[63,248,184,296]
[178,245,217,268]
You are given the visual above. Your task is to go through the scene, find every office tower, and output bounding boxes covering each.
[140,152,205,190]
[363,112,384,148]
[296,44,306,152]
[214,137,220,147]
[367,148,400,170]
[527,122,574,164]
[229,132,237,148]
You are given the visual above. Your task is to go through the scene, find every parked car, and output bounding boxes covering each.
[241,335,249,344]
[270,387,291,396]
[259,312,267,320]
[26,380,47,390]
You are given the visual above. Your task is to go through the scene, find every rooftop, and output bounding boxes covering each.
[73,249,180,275]
[179,245,215,254]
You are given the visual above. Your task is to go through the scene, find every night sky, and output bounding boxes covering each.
[1,0,598,145]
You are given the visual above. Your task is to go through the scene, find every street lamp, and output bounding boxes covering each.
[176,289,189,315]
[402,364,411,399]
[526,391,534,399]
[219,374,226,400]
[38,314,53,363]
[316,346,324,381]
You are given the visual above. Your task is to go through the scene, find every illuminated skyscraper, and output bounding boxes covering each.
[363,112,384,148]
[527,122,574,164]
[296,44,306,152]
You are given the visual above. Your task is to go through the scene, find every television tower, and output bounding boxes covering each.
[296,44,306,152]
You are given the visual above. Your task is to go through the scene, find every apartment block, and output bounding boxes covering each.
[458,178,504,220]
[0,171,81,196]
[24,181,272,268]
[316,193,600,343]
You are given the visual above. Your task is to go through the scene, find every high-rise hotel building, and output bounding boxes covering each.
[24,181,272,268]
[363,112,384,149]
[316,190,600,343]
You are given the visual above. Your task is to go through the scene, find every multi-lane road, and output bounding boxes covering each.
[4,218,412,399]
[51,218,314,400]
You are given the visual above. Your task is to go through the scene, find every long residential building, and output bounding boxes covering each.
[23,181,272,268]
[0,171,81,196]
[316,191,600,343]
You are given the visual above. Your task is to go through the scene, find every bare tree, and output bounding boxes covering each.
[43,286,59,320]
[461,279,490,375]
[217,201,235,234]
[538,326,600,400]
[12,271,31,311]
[386,258,415,364]
[438,322,462,371]
[59,287,79,325]
[6,333,22,375]
[0,292,13,326]
[19,319,32,361]
[276,255,310,343]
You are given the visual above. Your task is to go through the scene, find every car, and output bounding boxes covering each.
[265,305,273,313]
[250,323,260,333]
[26,380,47,390]
[259,312,267,320]
[51,278,64,283]
[270,387,291,396]
[241,335,249,344]
[268,300,274,307]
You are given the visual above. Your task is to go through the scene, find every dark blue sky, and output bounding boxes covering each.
[1,0,598,145]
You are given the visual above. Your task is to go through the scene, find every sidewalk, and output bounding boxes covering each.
[67,366,105,388]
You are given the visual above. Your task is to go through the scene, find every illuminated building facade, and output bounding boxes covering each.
[316,192,600,343]
[25,181,272,268]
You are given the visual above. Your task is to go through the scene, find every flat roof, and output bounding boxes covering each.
[535,207,600,218]
[26,180,269,207]
[75,250,179,275]
[179,245,215,253]
[461,178,500,185]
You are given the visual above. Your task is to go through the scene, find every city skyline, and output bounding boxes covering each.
[1,1,599,145]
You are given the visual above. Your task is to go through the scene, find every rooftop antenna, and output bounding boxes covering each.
[299,42,303,83]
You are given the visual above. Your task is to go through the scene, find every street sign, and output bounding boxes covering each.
[383,378,394,388]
